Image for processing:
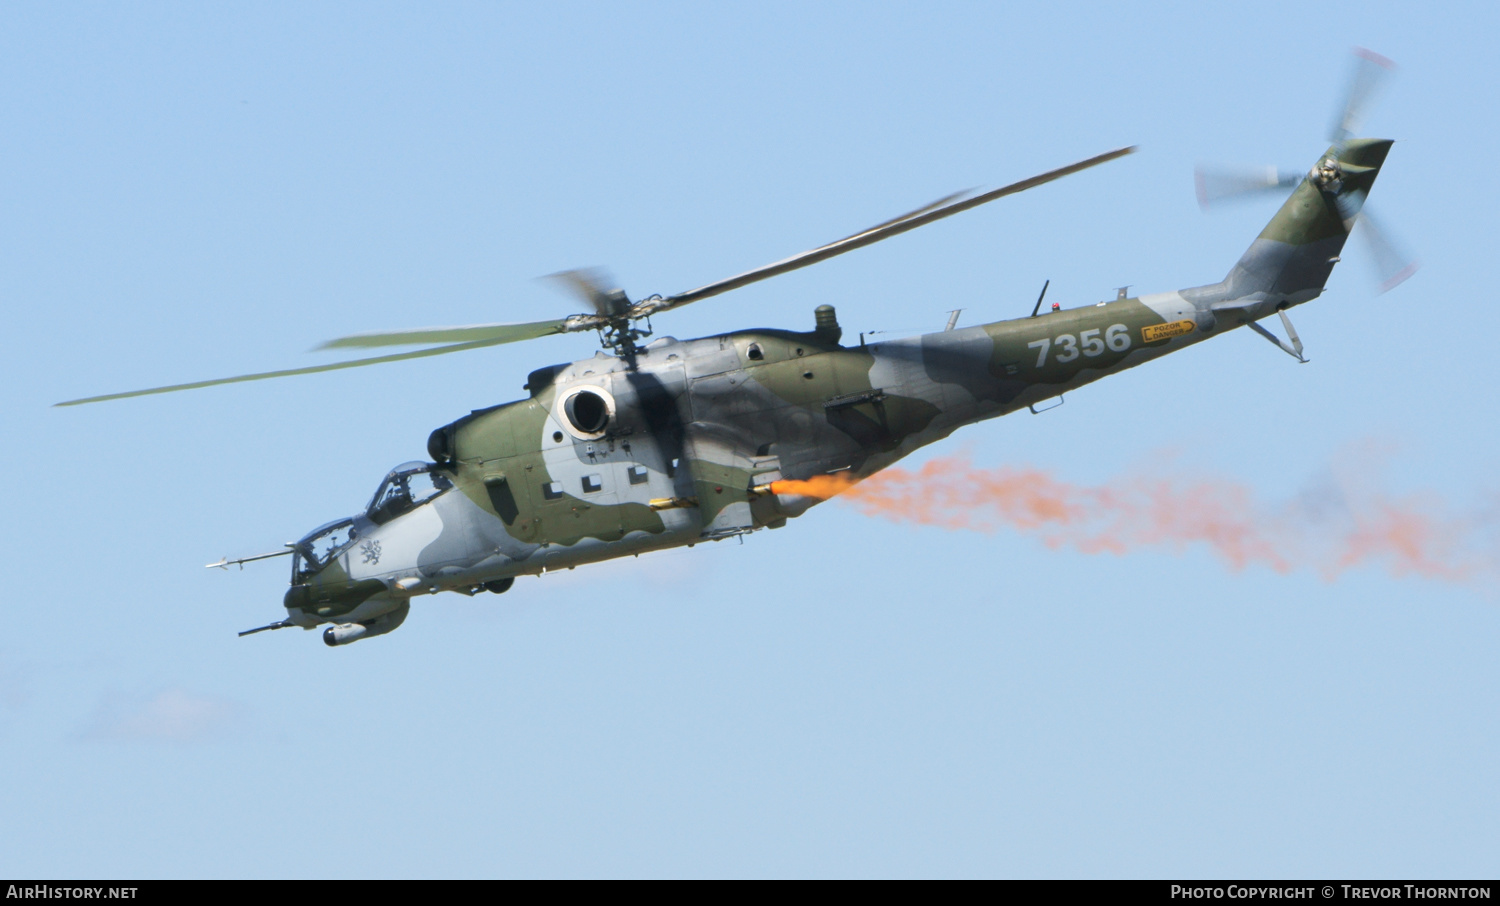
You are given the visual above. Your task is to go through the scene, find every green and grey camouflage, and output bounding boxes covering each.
[268,139,1394,645]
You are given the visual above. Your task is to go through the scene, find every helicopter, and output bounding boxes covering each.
[58,53,1410,647]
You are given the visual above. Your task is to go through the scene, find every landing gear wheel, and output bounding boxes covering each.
[483,578,514,595]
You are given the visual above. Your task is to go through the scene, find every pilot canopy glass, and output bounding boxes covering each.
[366,461,452,526]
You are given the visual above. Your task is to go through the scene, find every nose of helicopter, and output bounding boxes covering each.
[282,515,382,622]
[282,548,390,626]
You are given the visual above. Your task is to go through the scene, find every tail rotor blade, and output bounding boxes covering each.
[1355,204,1419,293]
[1194,165,1301,210]
[1330,47,1397,146]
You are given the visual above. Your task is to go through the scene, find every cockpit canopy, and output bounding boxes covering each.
[366,461,453,526]
[293,517,357,583]
[291,462,453,584]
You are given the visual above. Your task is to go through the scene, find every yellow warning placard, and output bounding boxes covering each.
[1141,320,1195,343]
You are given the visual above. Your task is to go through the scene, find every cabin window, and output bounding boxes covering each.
[542,481,564,500]
[627,465,649,485]
[582,474,603,493]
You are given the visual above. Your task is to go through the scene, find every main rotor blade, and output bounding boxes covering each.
[825,189,971,244]
[318,317,577,350]
[55,335,532,407]
[1330,47,1396,146]
[647,145,1136,313]
[544,268,630,317]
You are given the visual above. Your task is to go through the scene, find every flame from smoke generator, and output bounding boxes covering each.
[769,455,1496,583]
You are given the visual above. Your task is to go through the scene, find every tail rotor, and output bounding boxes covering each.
[1355,205,1420,293]
[1194,166,1303,210]
[1330,47,1398,149]
[1194,47,1417,294]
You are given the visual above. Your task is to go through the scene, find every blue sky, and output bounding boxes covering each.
[2,1,1496,878]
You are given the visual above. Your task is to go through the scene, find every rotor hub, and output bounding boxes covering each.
[1312,157,1344,194]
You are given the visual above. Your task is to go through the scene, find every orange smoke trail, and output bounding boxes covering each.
[772,455,1495,583]
[768,473,859,500]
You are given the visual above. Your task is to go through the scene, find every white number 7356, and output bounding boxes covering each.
[1027,324,1130,367]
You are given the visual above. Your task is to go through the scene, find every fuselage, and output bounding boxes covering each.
[284,291,1221,629]
[284,138,1396,639]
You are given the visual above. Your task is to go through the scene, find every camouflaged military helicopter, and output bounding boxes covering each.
[59,51,1411,647]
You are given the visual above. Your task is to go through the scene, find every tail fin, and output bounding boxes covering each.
[1215,138,1394,308]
